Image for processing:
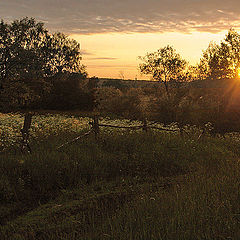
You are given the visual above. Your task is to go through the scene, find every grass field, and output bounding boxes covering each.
[1,112,240,239]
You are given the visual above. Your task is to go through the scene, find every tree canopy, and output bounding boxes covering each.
[138,30,240,84]
[139,45,187,93]
[199,29,240,80]
[0,17,87,109]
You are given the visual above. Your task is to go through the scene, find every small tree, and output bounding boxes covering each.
[139,45,187,95]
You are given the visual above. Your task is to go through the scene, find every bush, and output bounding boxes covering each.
[40,73,94,111]
[96,87,147,119]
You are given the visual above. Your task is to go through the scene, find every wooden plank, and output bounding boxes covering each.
[57,130,93,150]
[98,124,142,129]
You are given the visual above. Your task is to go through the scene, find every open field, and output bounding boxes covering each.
[1,113,240,239]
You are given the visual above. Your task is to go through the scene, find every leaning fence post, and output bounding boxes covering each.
[93,115,99,140]
[20,112,33,153]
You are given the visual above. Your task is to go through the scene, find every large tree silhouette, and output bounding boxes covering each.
[0,17,87,109]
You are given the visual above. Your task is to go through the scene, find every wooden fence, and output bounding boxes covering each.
[57,116,178,150]
[19,113,180,152]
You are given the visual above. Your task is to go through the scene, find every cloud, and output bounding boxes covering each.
[80,50,118,60]
[87,64,136,68]
[80,50,95,55]
[1,0,240,34]
[88,57,118,60]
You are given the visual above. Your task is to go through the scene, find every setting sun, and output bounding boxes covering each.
[237,68,240,78]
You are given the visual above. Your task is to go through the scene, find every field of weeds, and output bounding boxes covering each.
[1,112,240,239]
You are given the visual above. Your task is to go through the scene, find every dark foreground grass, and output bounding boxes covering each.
[1,131,240,239]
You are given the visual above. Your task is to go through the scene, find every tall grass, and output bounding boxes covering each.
[1,113,240,239]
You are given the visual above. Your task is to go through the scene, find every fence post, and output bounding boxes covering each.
[142,118,148,132]
[20,112,33,153]
[179,127,183,137]
[93,115,100,140]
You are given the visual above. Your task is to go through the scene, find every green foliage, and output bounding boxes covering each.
[199,42,233,80]
[40,73,93,110]
[95,87,144,119]
[94,83,240,134]
[102,79,127,89]
[0,17,87,110]
[138,30,240,83]
[199,29,240,80]
[1,113,240,239]
[0,113,91,151]
[225,29,240,76]
[139,45,187,93]
[100,161,240,240]
[0,113,234,204]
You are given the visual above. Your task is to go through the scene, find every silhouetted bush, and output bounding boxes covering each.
[95,84,240,133]
[34,73,95,111]
[95,87,145,119]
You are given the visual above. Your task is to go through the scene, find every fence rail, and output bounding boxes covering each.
[90,116,178,133]
[98,124,142,129]
[57,116,179,150]
[57,129,93,150]
[19,114,179,152]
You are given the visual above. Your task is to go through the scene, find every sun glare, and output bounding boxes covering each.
[237,68,240,78]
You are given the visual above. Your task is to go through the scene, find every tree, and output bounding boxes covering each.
[198,41,233,80]
[225,29,240,78]
[0,18,47,88]
[119,70,125,80]
[198,29,240,80]
[139,46,187,95]
[41,32,87,76]
[41,72,93,110]
[0,17,87,110]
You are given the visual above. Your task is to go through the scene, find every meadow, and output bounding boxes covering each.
[1,112,240,239]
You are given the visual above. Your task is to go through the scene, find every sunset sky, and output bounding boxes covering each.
[1,0,240,79]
